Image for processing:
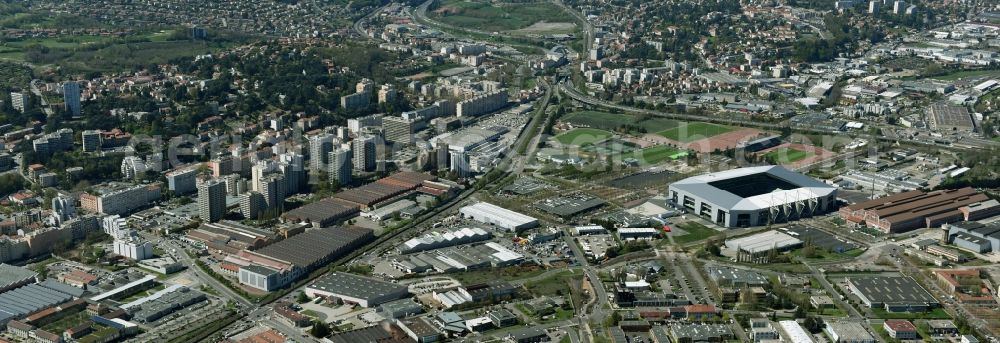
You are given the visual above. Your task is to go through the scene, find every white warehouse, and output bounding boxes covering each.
[459,202,538,231]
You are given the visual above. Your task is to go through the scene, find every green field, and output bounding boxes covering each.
[561,110,680,133]
[763,148,814,164]
[673,221,720,244]
[871,308,951,320]
[556,128,612,146]
[562,111,634,130]
[656,122,735,143]
[931,69,1000,81]
[634,145,686,164]
[430,0,574,32]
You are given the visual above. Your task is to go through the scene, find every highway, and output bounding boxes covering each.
[552,0,594,54]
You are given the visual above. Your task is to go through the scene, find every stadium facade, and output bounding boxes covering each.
[668,166,837,227]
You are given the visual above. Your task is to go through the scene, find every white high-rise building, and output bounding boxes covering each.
[309,133,335,174]
[250,160,277,192]
[353,135,377,172]
[113,239,153,260]
[121,156,147,180]
[9,92,28,113]
[198,179,226,223]
[328,147,352,186]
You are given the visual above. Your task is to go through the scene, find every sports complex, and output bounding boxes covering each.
[668,166,837,227]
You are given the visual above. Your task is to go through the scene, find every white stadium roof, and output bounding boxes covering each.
[670,166,835,211]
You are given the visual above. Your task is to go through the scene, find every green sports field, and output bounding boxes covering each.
[556,128,612,146]
[763,148,814,163]
[635,146,686,164]
[656,122,734,143]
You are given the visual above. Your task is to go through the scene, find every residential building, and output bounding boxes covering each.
[198,179,226,223]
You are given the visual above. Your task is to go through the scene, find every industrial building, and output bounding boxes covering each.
[127,287,207,323]
[724,230,803,263]
[946,221,1000,253]
[305,272,409,307]
[824,320,876,343]
[660,324,733,342]
[282,197,360,228]
[0,264,38,292]
[928,103,976,132]
[392,242,525,274]
[459,202,539,232]
[536,194,607,219]
[778,320,814,343]
[846,276,939,312]
[839,187,994,233]
[616,227,660,241]
[228,226,373,292]
[706,266,768,287]
[91,275,157,302]
[378,298,424,319]
[0,281,82,325]
[668,166,837,228]
[399,227,491,254]
[246,226,372,271]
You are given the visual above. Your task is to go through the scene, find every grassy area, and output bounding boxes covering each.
[451,266,549,285]
[634,145,686,164]
[555,128,612,146]
[524,269,583,296]
[871,308,951,320]
[673,221,720,244]
[0,30,250,73]
[430,0,573,32]
[763,148,814,164]
[562,111,635,130]
[931,69,1000,81]
[814,307,847,317]
[656,122,735,143]
[41,311,92,333]
[302,309,324,320]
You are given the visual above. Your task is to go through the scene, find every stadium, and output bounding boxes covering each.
[668,166,837,227]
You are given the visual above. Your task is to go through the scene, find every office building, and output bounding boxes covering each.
[63,81,81,117]
[198,179,226,223]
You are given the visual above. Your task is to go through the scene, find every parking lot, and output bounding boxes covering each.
[786,225,857,252]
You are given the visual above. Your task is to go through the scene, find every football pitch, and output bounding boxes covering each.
[656,122,734,143]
